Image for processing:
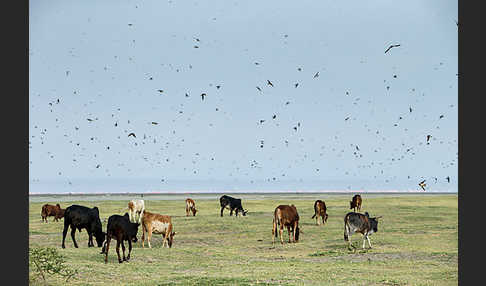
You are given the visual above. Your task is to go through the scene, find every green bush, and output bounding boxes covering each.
[29,247,78,284]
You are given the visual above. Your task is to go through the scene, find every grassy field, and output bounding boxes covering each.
[29,194,458,285]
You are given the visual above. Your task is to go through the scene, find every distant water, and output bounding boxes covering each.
[29,178,458,194]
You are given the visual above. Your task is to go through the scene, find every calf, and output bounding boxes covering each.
[41,203,65,223]
[141,210,177,248]
[219,195,248,217]
[344,212,381,250]
[311,200,328,226]
[272,205,300,244]
[185,198,197,216]
[349,194,362,212]
[101,213,140,263]
[61,205,106,249]
[127,199,145,224]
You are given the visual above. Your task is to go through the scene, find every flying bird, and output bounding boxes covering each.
[87,118,94,122]
[426,135,431,143]
[384,44,401,54]
[419,180,426,191]
[185,93,189,97]
[128,133,136,138]
[151,122,158,125]
[439,115,444,119]
[446,176,450,183]
[216,85,221,89]
[272,115,277,119]
[409,107,413,113]
[158,90,164,93]
[256,86,262,92]
[267,80,274,87]
[201,93,206,100]
[313,72,319,78]
[294,83,299,88]
[345,117,350,121]
[454,19,459,27]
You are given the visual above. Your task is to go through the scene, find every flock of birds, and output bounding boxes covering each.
[29,16,458,192]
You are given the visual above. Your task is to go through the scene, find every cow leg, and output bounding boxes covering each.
[121,241,127,261]
[127,239,132,260]
[220,206,225,217]
[116,240,122,263]
[62,223,69,248]
[141,224,146,248]
[279,225,284,244]
[366,235,372,249]
[229,208,233,216]
[235,209,239,217]
[186,206,189,216]
[147,229,153,249]
[272,220,276,244]
[88,231,93,247]
[104,236,111,263]
[71,227,78,248]
[317,215,320,225]
[293,222,298,242]
[287,226,292,243]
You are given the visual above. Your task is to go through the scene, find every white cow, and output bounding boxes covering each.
[127,200,145,224]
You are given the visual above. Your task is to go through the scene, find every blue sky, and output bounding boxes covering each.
[29,0,458,192]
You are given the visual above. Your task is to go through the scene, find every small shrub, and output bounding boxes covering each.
[29,247,78,284]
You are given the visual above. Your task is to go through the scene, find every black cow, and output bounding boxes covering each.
[62,205,106,249]
[101,213,140,264]
[344,212,381,250]
[219,195,248,217]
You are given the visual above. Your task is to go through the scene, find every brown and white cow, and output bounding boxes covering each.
[349,194,362,212]
[272,204,300,244]
[41,203,65,223]
[141,210,177,248]
[311,200,328,226]
[185,198,197,216]
[344,211,381,250]
[127,200,145,224]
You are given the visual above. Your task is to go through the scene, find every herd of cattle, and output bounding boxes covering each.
[39,194,381,263]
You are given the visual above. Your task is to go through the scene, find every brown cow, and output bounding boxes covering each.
[272,205,300,244]
[141,210,177,248]
[185,198,197,216]
[311,200,328,226]
[349,194,362,212]
[41,203,65,223]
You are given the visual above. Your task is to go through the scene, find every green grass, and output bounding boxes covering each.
[29,194,458,285]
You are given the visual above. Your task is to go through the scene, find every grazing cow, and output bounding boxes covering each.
[127,199,145,224]
[101,213,140,264]
[272,205,300,244]
[311,200,328,226]
[349,194,362,212]
[344,212,381,250]
[219,195,248,217]
[141,210,177,248]
[61,205,106,249]
[41,203,65,223]
[185,198,197,216]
